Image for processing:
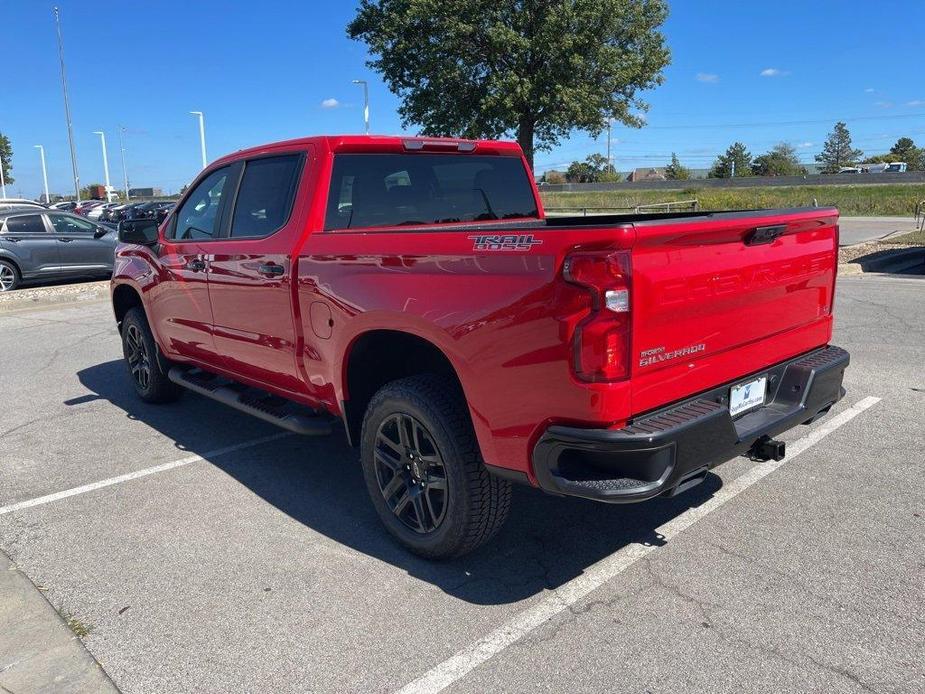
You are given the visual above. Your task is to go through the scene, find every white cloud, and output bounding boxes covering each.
[864,87,876,93]
[907,100,925,107]
[760,68,789,77]
[874,100,893,108]
[797,142,814,148]
[696,72,719,83]
[321,98,340,109]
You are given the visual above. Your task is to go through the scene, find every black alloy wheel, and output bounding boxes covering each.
[374,412,449,533]
[124,322,152,391]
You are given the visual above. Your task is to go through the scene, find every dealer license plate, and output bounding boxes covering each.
[729,376,767,416]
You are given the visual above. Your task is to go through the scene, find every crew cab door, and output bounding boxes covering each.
[47,212,114,273]
[0,213,60,277]
[204,151,308,396]
[150,165,232,362]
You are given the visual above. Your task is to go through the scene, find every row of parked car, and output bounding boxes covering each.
[48,199,176,225]
[0,197,174,292]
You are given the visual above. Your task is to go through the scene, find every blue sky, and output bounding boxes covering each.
[3,0,924,197]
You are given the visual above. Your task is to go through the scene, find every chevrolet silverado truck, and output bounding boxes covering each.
[111,135,849,558]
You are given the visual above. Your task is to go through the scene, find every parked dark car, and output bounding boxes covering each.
[141,201,175,223]
[153,202,175,223]
[0,209,117,291]
[99,203,126,223]
[109,203,147,224]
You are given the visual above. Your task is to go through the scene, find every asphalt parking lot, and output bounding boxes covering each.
[1,272,923,694]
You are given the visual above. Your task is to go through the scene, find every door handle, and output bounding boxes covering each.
[257,263,285,277]
[745,225,786,246]
[4,237,20,242]
[186,259,207,272]
[58,238,74,243]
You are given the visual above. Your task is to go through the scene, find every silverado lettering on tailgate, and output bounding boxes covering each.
[639,343,707,367]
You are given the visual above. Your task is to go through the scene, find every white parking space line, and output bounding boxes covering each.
[395,396,881,694]
[0,432,291,516]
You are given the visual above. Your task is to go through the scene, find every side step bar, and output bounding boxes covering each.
[168,367,332,436]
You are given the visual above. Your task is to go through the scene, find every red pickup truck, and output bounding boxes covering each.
[112,135,848,558]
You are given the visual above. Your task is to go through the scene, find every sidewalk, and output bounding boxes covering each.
[0,549,119,693]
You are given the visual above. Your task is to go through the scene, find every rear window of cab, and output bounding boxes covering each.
[324,153,538,231]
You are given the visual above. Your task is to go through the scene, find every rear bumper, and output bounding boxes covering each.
[532,345,849,503]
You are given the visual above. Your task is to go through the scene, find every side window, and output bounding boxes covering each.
[169,166,230,240]
[50,214,96,234]
[229,155,301,238]
[4,215,47,234]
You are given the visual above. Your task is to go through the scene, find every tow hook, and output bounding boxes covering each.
[750,436,786,462]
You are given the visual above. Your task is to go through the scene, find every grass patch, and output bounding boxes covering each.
[541,183,925,217]
[882,229,925,245]
[60,609,92,637]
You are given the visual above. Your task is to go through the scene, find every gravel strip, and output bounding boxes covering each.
[0,281,110,312]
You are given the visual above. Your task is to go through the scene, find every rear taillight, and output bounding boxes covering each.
[563,250,631,382]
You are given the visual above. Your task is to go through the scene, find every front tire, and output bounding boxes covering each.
[360,375,511,559]
[0,260,20,292]
[121,307,182,404]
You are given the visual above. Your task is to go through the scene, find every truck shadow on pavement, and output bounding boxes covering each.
[76,359,724,607]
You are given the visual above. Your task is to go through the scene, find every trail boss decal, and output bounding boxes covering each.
[469,234,543,251]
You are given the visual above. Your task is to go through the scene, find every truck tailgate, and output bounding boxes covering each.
[629,208,838,414]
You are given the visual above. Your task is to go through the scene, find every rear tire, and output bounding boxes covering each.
[360,375,511,559]
[0,260,20,292]
[121,307,183,404]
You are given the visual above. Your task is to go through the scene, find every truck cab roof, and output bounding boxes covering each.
[214,135,524,168]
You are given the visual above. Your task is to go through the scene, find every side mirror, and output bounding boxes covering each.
[118,218,159,246]
[94,226,108,239]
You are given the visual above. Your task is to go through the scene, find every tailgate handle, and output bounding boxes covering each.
[746,224,786,246]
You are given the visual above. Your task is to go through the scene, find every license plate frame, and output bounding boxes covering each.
[729,376,768,417]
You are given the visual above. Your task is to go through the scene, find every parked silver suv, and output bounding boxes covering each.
[0,209,118,291]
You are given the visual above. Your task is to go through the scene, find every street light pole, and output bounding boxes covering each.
[606,119,613,172]
[34,145,49,204]
[0,154,6,200]
[190,111,207,169]
[352,80,369,134]
[53,6,80,202]
[118,126,130,200]
[93,131,113,201]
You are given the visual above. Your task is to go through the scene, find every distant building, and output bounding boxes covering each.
[628,167,667,182]
[129,187,163,198]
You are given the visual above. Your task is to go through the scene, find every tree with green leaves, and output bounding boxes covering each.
[815,122,863,174]
[566,153,615,183]
[709,142,753,178]
[751,142,804,176]
[0,132,13,186]
[664,152,691,180]
[888,137,924,170]
[347,0,670,169]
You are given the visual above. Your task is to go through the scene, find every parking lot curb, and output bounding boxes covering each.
[0,549,120,693]
[852,247,925,273]
[837,263,863,276]
[0,281,110,313]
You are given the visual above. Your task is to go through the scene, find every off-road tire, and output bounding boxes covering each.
[360,374,511,559]
[121,307,183,404]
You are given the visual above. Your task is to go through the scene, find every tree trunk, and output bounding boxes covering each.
[517,119,535,173]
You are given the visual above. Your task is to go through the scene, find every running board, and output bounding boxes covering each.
[168,367,332,436]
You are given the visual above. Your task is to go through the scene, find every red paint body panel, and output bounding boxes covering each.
[111,135,840,486]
